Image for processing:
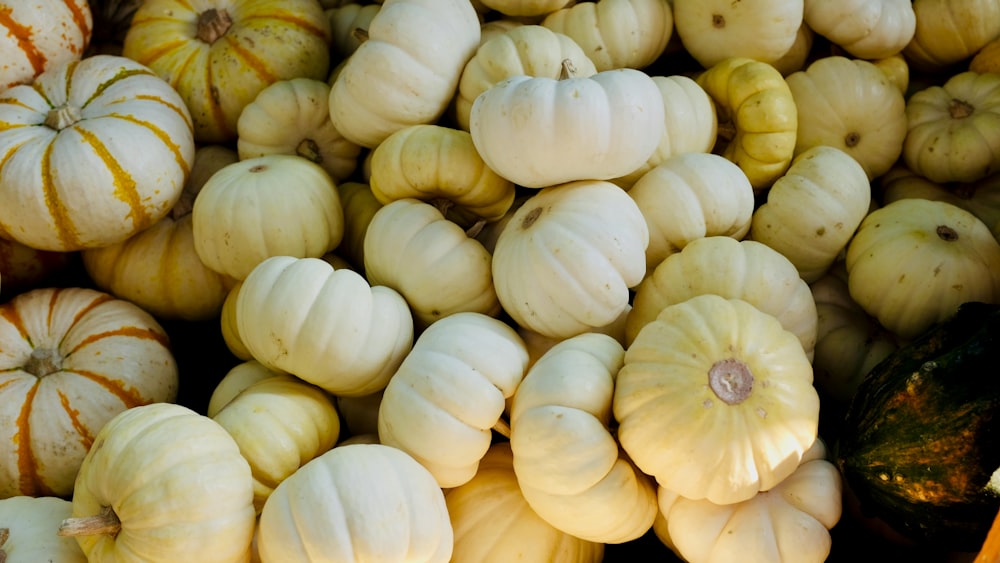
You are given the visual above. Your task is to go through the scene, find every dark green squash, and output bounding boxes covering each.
[836,301,1000,552]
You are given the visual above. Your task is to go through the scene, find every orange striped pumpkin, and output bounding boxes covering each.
[0,286,179,499]
[0,0,93,90]
[0,54,195,252]
[122,0,332,143]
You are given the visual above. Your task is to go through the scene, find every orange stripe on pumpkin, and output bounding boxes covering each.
[69,324,171,356]
[65,0,92,52]
[240,12,331,42]
[220,34,277,83]
[0,298,31,344]
[40,140,81,250]
[73,126,154,236]
[81,67,157,109]
[111,113,191,175]
[132,93,194,130]
[57,388,95,450]
[65,369,150,409]
[0,5,47,79]
[14,381,47,496]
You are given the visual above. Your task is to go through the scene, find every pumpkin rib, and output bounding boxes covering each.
[82,67,158,109]
[105,114,193,176]
[41,140,81,249]
[56,388,96,451]
[15,380,42,496]
[57,370,149,409]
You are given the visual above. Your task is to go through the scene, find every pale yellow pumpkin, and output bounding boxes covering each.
[614,294,820,505]
[328,0,481,148]
[770,21,814,76]
[510,332,658,544]
[123,0,333,143]
[626,236,818,360]
[335,181,383,274]
[541,0,674,71]
[363,199,501,328]
[477,0,573,17]
[656,439,842,563]
[326,3,380,59]
[236,77,361,182]
[0,0,92,90]
[192,154,345,281]
[903,0,1000,72]
[377,312,528,487]
[491,180,649,339]
[845,197,1000,340]
[803,0,916,60]
[219,280,254,362]
[0,496,86,562]
[903,71,1000,184]
[446,442,605,563]
[256,443,453,563]
[0,54,194,252]
[749,145,872,283]
[785,55,908,180]
[672,0,803,69]
[58,403,256,563]
[236,256,414,397]
[206,360,285,419]
[0,287,178,499]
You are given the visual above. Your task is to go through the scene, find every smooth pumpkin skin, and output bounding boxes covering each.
[0,496,87,562]
[802,0,916,60]
[903,0,1000,72]
[672,0,802,69]
[0,0,92,89]
[123,0,332,143]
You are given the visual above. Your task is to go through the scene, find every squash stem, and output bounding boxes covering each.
[557,59,577,80]
[23,347,62,377]
[58,505,122,538]
[352,27,369,43]
[492,417,511,439]
[44,104,81,130]
[197,8,233,44]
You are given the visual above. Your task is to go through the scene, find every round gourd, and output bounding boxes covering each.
[510,333,658,544]
[802,0,916,60]
[657,439,843,563]
[454,24,598,132]
[672,0,803,69]
[626,236,818,360]
[614,294,821,505]
[446,441,605,563]
[212,373,341,514]
[219,280,253,362]
[236,77,361,182]
[0,54,195,252]
[256,443,453,563]
[785,55,908,181]
[903,0,1000,72]
[469,67,665,189]
[335,181,383,274]
[491,180,649,339]
[695,57,798,191]
[0,0,92,90]
[327,3,380,59]
[206,360,284,418]
[123,0,333,143]
[0,495,86,563]
[749,145,872,283]
[540,0,674,71]
[377,312,528,488]
[367,124,516,225]
[57,403,256,563]
[845,198,1000,340]
[0,287,178,499]
[627,152,755,273]
[328,0,481,148]
[192,154,345,281]
[235,256,414,397]
[902,71,1000,184]
[476,0,573,17]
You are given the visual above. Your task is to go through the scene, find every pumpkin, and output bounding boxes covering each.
[0,238,73,298]
[206,360,284,418]
[328,0,481,148]
[469,66,665,189]
[454,24,598,132]
[326,2,380,59]
[540,0,674,71]
[902,71,1000,184]
[256,443,453,563]
[627,152,755,274]
[362,198,501,328]
[970,35,1000,75]
[672,0,803,69]
[903,0,1000,72]
[0,287,178,499]
[626,236,819,360]
[335,181,383,274]
[212,372,341,513]
[219,280,253,362]
[491,180,649,339]
[122,0,333,143]
[695,57,798,191]
[802,0,916,60]
[235,255,414,397]
[785,55,908,181]
[836,302,1000,551]
[0,54,195,252]
[748,145,872,283]
[769,21,814,76]
[510,332,658,544]
[57,403,256,563]
[377,312,528,487]
[82,144,239,321]
[614,294,820,505]
[656,439,842,563]
[446,441,605,563]
[367,124,516,225]
[844,198,1000,340]
[872,52,910,95]
[477,0,572,17]
[611,74,718,190]
[0,495,86,562]
[517,304,632,371]
[236,77,361,183]
[192,154,345,281]
[0,0,92,89]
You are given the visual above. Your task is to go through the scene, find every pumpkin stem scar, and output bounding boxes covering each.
[712,14,726,29]
[948,98,975,119]
[558,59,577,80]
[844,131,861,148]
[296,138,323,164]
[936,225,959,241]
[0,527,6,563]
[23,347,62,377]
[352,27,369,43]
[465,219,486,239]
[708,358,753,405]
[44,104,81,130]
[197,9,233,44]
[521,207,543,229]
[58,505,122,539]
[492,417,511,439]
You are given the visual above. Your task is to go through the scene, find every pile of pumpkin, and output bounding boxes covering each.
[1,0,999,561]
